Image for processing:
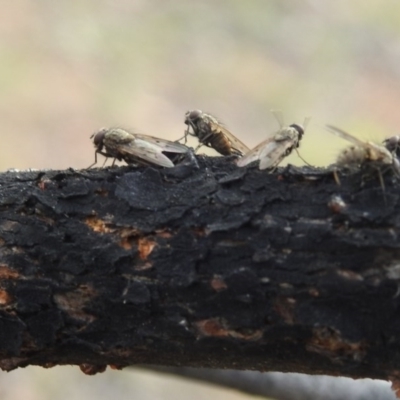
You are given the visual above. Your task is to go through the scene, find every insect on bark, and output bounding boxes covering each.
[89,128,191,168]
[181,110,250,156]
[326,125,400,188]
[237,111,310,170]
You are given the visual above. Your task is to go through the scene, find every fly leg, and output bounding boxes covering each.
[88,150,115,169]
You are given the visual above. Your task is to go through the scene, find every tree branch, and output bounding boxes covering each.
[0,157,399,389]
[140,367,397,400]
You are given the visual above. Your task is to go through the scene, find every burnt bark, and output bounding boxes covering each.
[0,156,400,385]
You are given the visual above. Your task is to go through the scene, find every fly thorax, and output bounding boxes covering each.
[289,124,304,140]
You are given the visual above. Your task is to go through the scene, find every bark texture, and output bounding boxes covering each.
[0,157,400,384]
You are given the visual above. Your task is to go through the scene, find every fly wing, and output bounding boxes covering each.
[236,136,276,167]
[208,121,251,154]
[326,125,368,148]
[133,133,189,153]
[271,109,285,128]
[258,140,296,170]
[117,139,176,167]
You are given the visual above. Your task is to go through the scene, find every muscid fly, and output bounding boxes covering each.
[89,128,191,168]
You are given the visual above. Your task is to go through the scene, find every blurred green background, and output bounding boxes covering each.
[2,0,400,172]
[1,0,400,398]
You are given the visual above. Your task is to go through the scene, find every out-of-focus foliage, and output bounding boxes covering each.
[1,0,400,170]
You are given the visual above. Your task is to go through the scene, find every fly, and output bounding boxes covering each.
[89,128,191,168]
[237,111,309,170]
[182,110,250,156]
[326,125,400,188]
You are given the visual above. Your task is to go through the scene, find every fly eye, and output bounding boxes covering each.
[384,136,400,152]
[290,124,304,137]
[93,129,106,147]
[188,110,202,120]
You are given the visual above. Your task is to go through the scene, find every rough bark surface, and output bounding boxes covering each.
[0,156,400,384]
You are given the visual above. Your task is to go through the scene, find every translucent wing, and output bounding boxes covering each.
[236,134,280,167]
[117,139,177,168]
[258,139,297,170]
[271,109,285,128]
[133,133,189,153]
[102,129,182,168]
[208,120,251,154]
[303,116,311,131]
[326,125,370,148]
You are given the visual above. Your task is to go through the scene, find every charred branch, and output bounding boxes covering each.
[0,157,400,387]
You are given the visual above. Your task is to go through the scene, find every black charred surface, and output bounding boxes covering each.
[0,159,400,381]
